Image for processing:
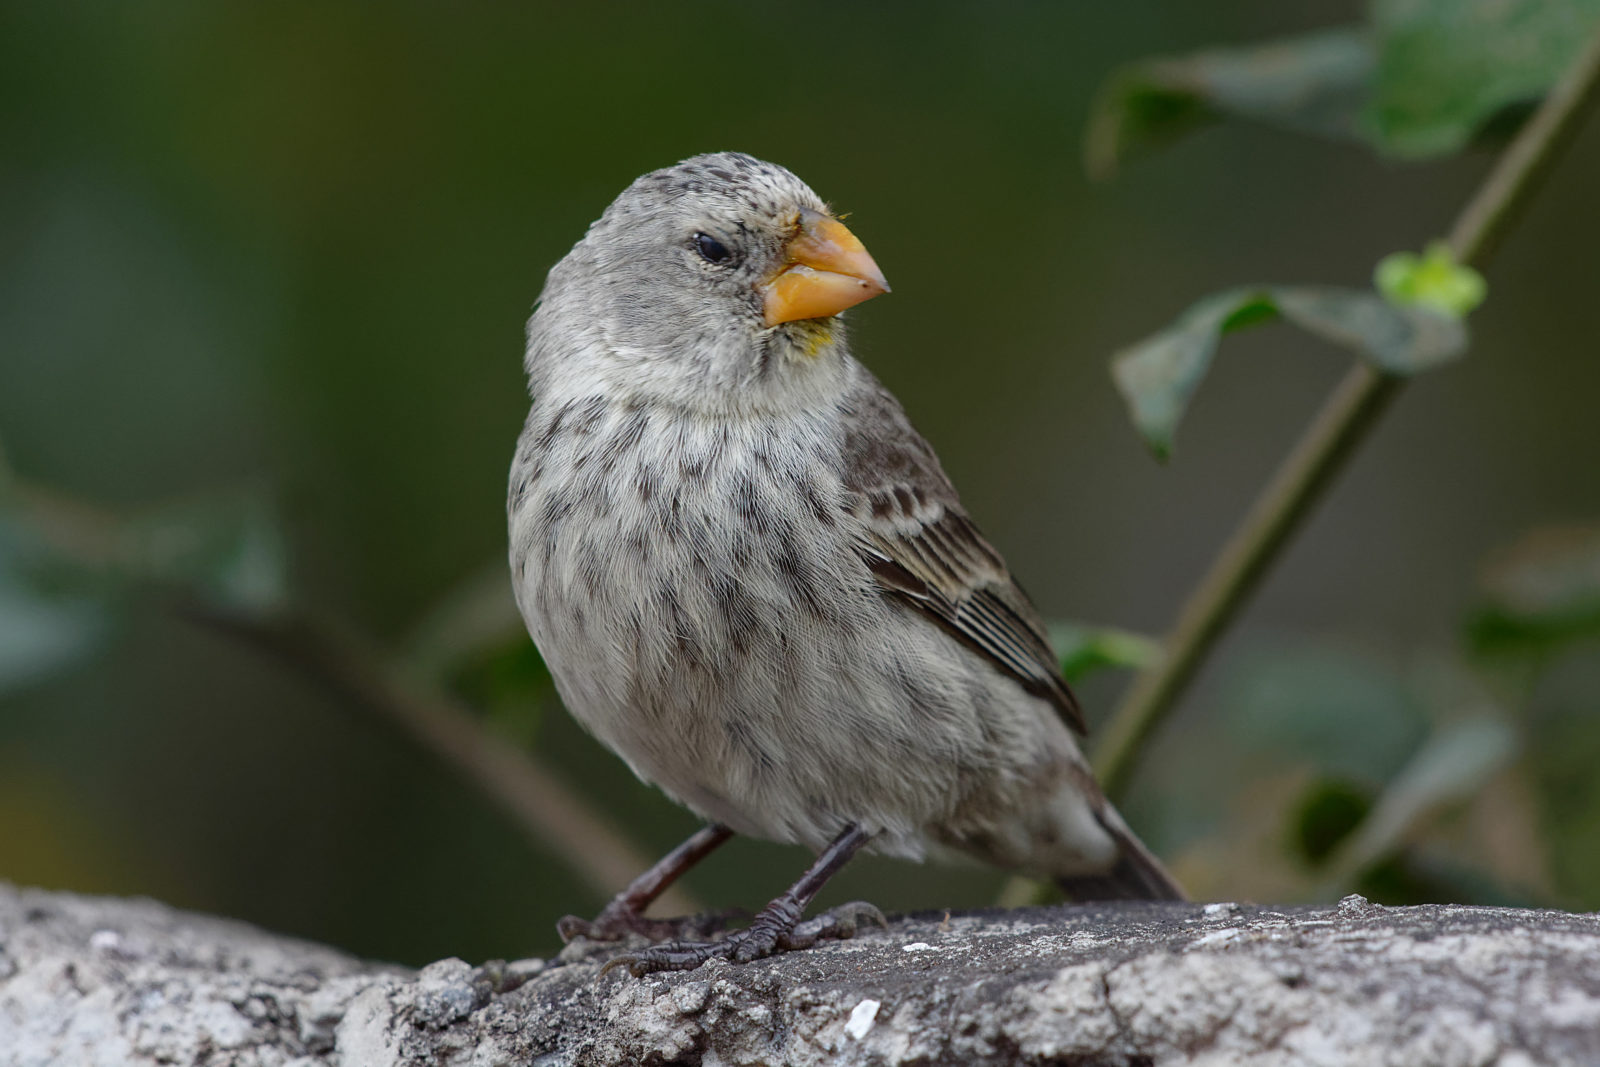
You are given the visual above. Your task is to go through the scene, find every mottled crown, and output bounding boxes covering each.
[601,152,827,228]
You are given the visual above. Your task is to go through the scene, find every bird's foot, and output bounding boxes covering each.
[601,900,887,977]
[557,904,746,944]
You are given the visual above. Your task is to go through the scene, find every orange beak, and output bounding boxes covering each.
[761,208,890,327]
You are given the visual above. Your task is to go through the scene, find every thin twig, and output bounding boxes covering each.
[187,603,700,916]
[1093,26,1600,797]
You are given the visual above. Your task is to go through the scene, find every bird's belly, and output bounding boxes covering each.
[508,407,1070,853]
[509,411,854,830]
[526,518,868,828]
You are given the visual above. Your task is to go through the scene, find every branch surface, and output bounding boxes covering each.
[5,881,1599,1066]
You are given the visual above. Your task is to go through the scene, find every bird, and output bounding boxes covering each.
[507,151,1184,975]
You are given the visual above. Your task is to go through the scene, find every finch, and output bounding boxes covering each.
[508,152,1183,975]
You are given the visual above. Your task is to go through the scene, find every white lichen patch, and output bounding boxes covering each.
[844,998,880,1040]
[1189,927,1245,949]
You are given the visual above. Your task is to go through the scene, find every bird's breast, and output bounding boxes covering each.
[508,395,870,727]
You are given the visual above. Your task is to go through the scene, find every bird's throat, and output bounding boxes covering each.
[786,317,841,361]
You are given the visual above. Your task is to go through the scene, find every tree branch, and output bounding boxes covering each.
[6,881,1600,1065]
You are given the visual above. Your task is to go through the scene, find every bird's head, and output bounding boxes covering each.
[529,152,890,412]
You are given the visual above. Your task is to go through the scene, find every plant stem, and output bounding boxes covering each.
[1093,25,1600,798]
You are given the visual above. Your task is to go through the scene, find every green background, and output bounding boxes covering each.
[3,1,1597,967]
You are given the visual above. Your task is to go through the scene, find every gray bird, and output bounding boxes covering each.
[508,152,1183,975]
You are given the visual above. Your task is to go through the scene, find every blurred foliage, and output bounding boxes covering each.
[1142,642,1546,908]
[1371,0,1600,155]
[1089,0,1598,912]
[1086,27,1377,178]
[1469,522,1600,658]
[3,0,1599,969]
[0,478,287,622]
[1127,521,1598,910]
[1529,681,1600,901]
[1224,646,1428,784]
[1088,0,1600,173]
[1466,521,1600,900]
[1288,778,1371,865]
[1314,711,1518,893]
[0,520,109,697]
[1049,621,1162,683]
[448,638,550,751]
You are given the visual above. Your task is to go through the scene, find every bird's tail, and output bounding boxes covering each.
[1057,804,1187,902]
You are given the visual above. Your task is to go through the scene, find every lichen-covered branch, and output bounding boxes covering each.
[4,881,1599,1065]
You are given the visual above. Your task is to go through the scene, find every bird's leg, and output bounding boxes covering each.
[603,823,886,976]
[558,823,735,943]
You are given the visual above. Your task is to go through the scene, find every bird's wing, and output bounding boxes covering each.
[836,380,1085,735]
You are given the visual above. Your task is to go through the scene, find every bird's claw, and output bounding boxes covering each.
[558,905,747,945]
[792,899,888,944]
[600,900,886,977]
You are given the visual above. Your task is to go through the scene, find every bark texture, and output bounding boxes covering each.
[3,880,1599,1066]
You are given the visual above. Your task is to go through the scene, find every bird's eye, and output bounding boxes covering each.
[692,232,733,265]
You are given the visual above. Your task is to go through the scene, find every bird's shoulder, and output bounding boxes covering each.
[830,373,1085,734]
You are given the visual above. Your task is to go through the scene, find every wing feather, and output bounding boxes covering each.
[837,379,1086,734]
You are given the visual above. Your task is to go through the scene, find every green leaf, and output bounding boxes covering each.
[1375,241,1488,317]
[1110,288,1257,461]
[1085,27,1376,178]
[1468,521,1600,657]
[1112,285,1468,458]
[1367,0,1600,159]
[1048,621,1162,683]
[1273,287,1469,372]
[1083,0,1600,170]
